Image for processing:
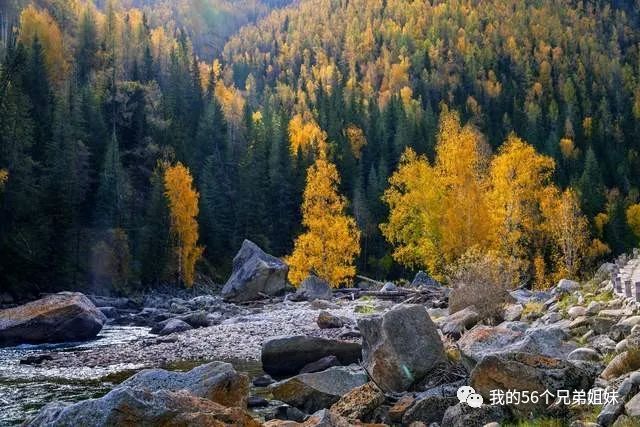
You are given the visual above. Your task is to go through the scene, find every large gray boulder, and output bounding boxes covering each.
[358,304,445,392]
[221,240,288,302]
[292,275,333,301]
[261,335,362,377]
[0,292,106,346]
[25,388,260,427]
[441,402,509,427]
[120,361,249,408]
[270,366,368,413]
[158,318,192,336]
[458,324,576,370]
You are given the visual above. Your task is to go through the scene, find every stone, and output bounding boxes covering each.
[567,347,602,362]
[300,355,341,374]
[261,335,362,377]
[587,301,603,316]
[266,405,308,423]
[568,306,587,319]
[247,396,270,408]
[380,282,398,292]
[458,325,575,370]
[221,240,288,302]
[317,311,344,329]
[502,304,523,322]
[359,304,445,392]
[402,395,458,425]
[302,409,351,426]
[178,310,211,328]
[253,374,275,387]
[388,395,415,423]
[309,299,339,310]
[25,388,260,427]
[601,351,640,380]
[590,335,618,354]
[625,392,640,417]
[471,352,593,415]
[330,382,385,421]
[411,271,441,288]
[441,403,509,427]
[120,361,250,408]
[0,292,106,345]
[270,366,368,413]
[554,279,581,295]
[292,276,333,301]
[20,354,54,365]
[440,306,480,338]
[158,318,192,336]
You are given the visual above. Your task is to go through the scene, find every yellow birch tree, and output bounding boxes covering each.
[164,163,204,287]
[287,153,360,287]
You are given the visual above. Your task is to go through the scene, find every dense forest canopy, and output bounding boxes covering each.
[2,0,640,296]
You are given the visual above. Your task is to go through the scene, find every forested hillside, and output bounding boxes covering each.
[2,0,640,296]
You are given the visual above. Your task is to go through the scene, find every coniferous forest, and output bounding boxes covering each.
[3,0,640,297]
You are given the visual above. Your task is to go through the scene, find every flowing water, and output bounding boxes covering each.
[0,326,265,426]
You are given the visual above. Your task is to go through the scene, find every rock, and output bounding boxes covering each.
[158,318,193,336]
[20,354,54,365]
[248,396,270,408]
[359,304,445,392]
[502,304,523,322]
[441,403,508,427]
[458,325,575,370]
[270,366,368,413]
[253,374,275,387]
[402,395,458,425]
[568,306,587,319]
[568,347,602,362]
[303,409,351,426]
[120,361,250,408]
[411,271,441,288]
[587,301,603,316]
[510,289,552,305]
[380,282,397,292]
[339,330,361,340]
[317,311,344,329]
[178,310,211,328]
[330,382,385,421]
[25,388,260,427]
[87,295,138,310]
[625,392,640,417]
[309,299,339,310]
[601,351,640,380]
[388,395,415,423]
[598,378,636,426]
[617,339,629,354]
[471,352,594,415]
[292,276,333,301]
[0,292,106,345]
[554,279,580,295]
[590,335,618,354]
[441,306,480,338]
[98,306,118,319]
[300,355,341,374]
[262,335,362,377]
[221,240,288,302]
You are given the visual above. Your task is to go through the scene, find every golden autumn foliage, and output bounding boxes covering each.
[345,124,367,159]
[626,204,640,240]
[288,113,328,156]
[541,188,589,279]
[0,169,8,191]
[434,109,492,263]
[287,154,361,287]
[19,5,68,83]
[164,163,204,287]
[488,134,555,260]
[383,108,593,284]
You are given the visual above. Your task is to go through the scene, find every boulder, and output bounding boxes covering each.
[270,366,368,413]
[458,325,575,370]
[330,382,385,422]
[292,276,333,301]
[253,374,275,387]
[411,271,441,288]
[553,279,580,295]
[440,306,480,338]
[120,361,250,408]
[380,282,397,292]
[261,335,362,377]
[601,351,640,380]
[221,240,288,302]
[158,318,192,336]
[502,304,524,322]
[402,395,458,425]
[300,355,340,374]
[302,409,351,427]
[0,292,106,346]
[358,304,445,392]
[25,388,260,427]
[568,306,587,319]
[567,347,601,362]
[441,403,509,427]
[471,352,593,415]
[316,311,344,329]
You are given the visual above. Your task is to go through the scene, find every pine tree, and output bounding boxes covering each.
[578,147,606,218]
